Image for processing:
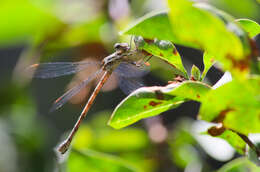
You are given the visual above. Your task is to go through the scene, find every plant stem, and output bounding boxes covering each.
[231,130,260,157]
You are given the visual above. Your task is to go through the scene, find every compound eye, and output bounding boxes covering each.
[114,43,121,50]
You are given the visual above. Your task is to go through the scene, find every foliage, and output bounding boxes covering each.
[110,0,260,170]
[218,158,260,172]
[1,0,260,171]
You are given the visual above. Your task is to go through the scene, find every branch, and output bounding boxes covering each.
[231,130,260,157]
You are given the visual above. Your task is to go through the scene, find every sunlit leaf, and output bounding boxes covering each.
[121,11,180,44]
[108,87,184,129]
[134,36,188,78]
[208,129,246,154]
[123,1,251,77]
[167,0,251,77]
[109,81,211,129]
[237,19,260,38]
[209,0,260,20]
[201,52,216,80]
[191,65,201,81]
[166,81,211,102]
[68,149,138,172]
[199,76,260,135]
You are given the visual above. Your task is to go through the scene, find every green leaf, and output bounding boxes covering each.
[209,0,260,20]
[207,129,246,154]
[134,36,188,78]
[109,81,211,129]
[122,10,204,50]
[219,131,246,155]
[199,76,260,135]
[237,19,260,38]
[190,65,201,81]
[218,157,259,172]
[68,149,138,172]
[201,52,216,80]
[167,0,251,76]
[108,87,184,129]
[123,1,251,77]
[122,11,179,44]
[166,81,211,102]
[0,0,63,47]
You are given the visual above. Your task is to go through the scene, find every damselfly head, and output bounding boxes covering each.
[114,43,130,52]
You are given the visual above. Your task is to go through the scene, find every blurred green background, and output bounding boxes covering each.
[0,0,260,172]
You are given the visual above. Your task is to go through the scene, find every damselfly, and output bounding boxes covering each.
[28,38,152,154]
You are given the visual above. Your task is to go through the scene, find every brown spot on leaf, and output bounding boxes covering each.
[190,76,196,81]
[208,125,226,136]
[242,147,246,153]
[249,38,260,58]
[212,108,234,123]
[155,91,164,100]
[144,105,147,109]
[173,48,178,55]
[168,75,186,84]
[191,40,204,50]
[160,53,164,57]
[226,54,249,72]
[149,101,162,107]
[210,58,215,63]
[196,94,200,98]
[174,75,186,82]
[144,38,154,44]
[165,61,177,69]
[141,50,152,56]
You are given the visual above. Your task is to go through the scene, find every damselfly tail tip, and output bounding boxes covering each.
[58,140,70,154]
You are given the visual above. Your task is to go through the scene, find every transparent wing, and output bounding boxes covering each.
[117,75,145,95]
[28,61,100,78]
[114,62,150,78]
[50,69,103,112]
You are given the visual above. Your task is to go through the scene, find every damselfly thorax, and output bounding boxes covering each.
[102,42,147,72]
